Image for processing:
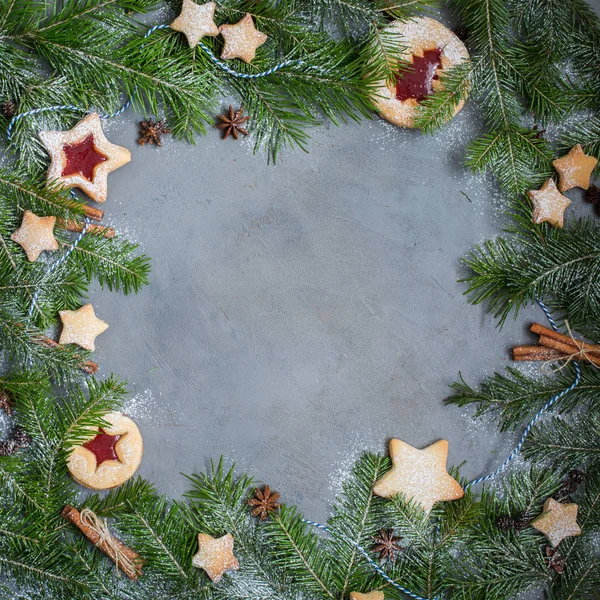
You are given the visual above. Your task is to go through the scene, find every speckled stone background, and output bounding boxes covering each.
[20,1,600,529]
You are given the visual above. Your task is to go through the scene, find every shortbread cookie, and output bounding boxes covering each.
[39,113,131,203]
[528,179,572,228]
[59,303,109,351]
[374,17,470,128]
[350,592,384,600]
[219,14,267,63]
[192,533,240,583]
[373,439,464,513]
[171,0,219,48]
[67,412,143,490]
[552,144,598,192]
[10,210,59,262]
[531,498,581,548]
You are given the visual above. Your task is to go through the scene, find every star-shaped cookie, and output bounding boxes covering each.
[171,0,219,48]
[59,303,109,351]
[10,210,59,262]
[350,592,384,600]
[219,13,267,63]
[528,178,572,228]
[531,498,582,548]
[553,144,598,192]
[39,113,131,203]
[373,439,464,514]
[192,533,240,583]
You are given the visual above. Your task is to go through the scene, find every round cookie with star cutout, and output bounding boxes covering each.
[67,412,143,490]
[374,17,470,128]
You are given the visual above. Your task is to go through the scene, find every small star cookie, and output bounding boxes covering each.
[531,498,582,548]
[192,533,240,583]
[10,210,59,262]
[39,113,131,203]
[350,592,384,600]
[373,439,464,514]
[528,178,572,228]
[171,0,219,48]
[553,144,598,192]
[219,14,267,64]
[59,303,109,351]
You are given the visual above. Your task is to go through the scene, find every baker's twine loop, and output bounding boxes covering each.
[80,508,138,577]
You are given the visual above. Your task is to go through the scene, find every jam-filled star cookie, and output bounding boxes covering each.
[374,17,470,128]
[192,532,240,583]
[67,412,143,490]
[10,210,59,262]
[39,113,131,203]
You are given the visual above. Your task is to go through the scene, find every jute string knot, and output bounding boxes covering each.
[80,508,138,577]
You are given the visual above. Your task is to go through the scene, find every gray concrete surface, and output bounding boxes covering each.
[93,98,569,522]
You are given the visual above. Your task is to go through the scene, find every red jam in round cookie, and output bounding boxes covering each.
[62,134,107,181]
[395,48,442,102]
[83,431,122,466]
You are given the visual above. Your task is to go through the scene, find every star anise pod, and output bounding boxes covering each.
[555,469,586,501]
[137,119,171,147]
[248,485,281,520]
[371,528,404,562]
[546,546,565,574]
[0,390,12,415]
[496,511,530,533]
[215,105,250,140]
[1,100,17,119]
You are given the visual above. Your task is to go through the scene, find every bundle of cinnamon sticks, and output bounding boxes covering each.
[513,323,600,367]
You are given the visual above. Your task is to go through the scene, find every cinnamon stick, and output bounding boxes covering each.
[58,219,115,238]
[62,505,142,580]
[538,335,600,367]
[512,345,566,360]
[530,323,600,354]
[82,205,103,222]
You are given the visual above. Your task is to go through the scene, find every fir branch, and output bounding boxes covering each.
[448,365,600,432]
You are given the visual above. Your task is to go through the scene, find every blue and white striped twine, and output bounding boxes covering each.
[5,22,582,597]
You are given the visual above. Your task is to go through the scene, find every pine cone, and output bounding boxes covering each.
[555,469,586,501]
[0,390,12,414]
[546,546,565,574]
[1,100,17,119]
[12,426,31,448]
[585,185,600,205]
[0,440,18,456]
[496,511,529,532]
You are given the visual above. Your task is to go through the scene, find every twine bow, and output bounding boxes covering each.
[80,508,139,577]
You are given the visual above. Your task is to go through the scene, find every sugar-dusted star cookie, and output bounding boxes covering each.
[67,412,143,490]
[171,0,219,48]
[39,113,131,203]
[350,591,384,600]
[531,498,582,548]
[10,210,59,262]
[59,303,109,351]
[373,439,464,514]
[553,144,598,192]
[192,533,240,583]
[527,178,572,228]
[219,13,267,63]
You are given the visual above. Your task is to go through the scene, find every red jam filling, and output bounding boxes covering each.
[83,431,122,466]
[61,134,107,181]
[395,48,443,102]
